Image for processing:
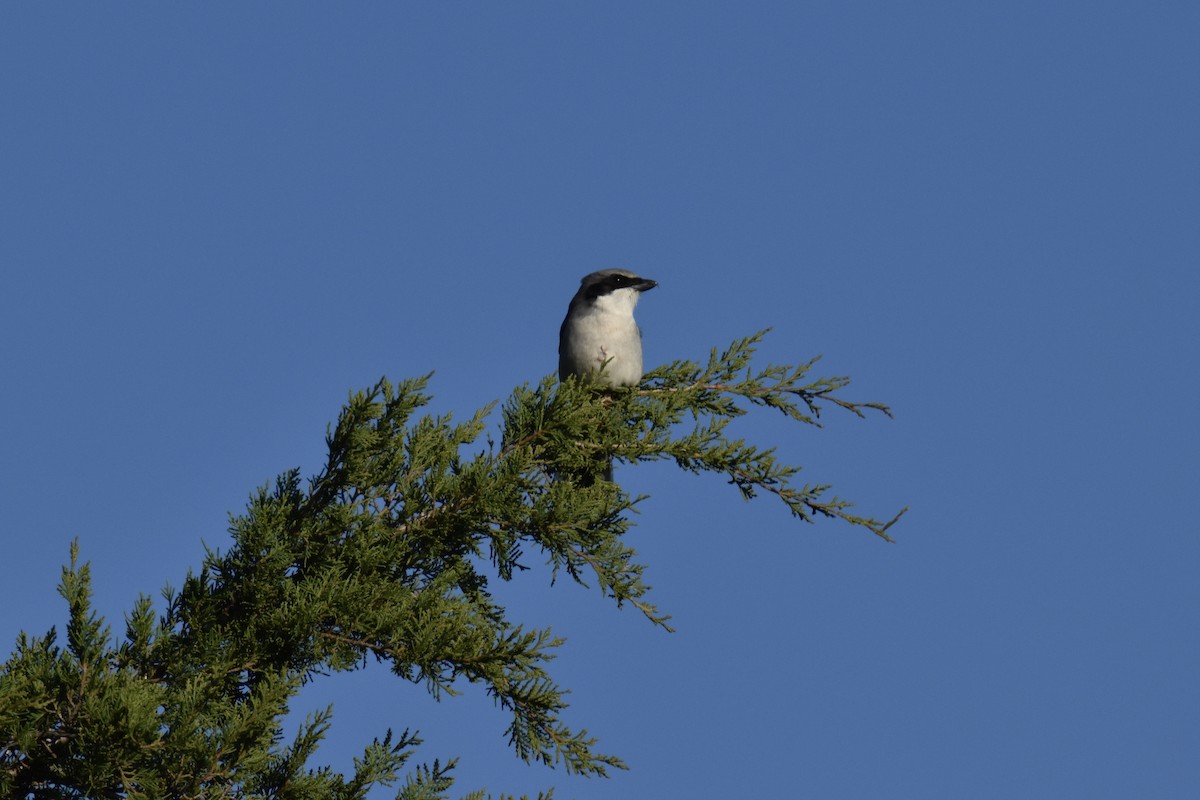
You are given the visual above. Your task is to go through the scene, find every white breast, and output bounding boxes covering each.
[562,288,644,386]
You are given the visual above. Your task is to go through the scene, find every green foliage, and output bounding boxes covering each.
[0,331,902,798]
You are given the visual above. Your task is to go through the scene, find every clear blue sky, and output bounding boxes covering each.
[2,3,1197,798]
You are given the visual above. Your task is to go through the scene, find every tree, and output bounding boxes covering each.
[0,331,904,799]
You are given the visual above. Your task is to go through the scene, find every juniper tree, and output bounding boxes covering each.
[0,331,904,799]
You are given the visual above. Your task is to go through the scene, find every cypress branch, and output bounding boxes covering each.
[0,330,901,798]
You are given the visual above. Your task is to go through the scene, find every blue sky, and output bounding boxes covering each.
[2,3,1197,798]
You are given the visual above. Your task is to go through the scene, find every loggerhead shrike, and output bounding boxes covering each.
[558,269,658,482]
[559,269,658,386]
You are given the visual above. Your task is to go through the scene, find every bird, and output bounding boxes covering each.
[558,268,658,481]
[559,269,658,386]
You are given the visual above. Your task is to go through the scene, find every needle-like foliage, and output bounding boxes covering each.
[0,330,903,799]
